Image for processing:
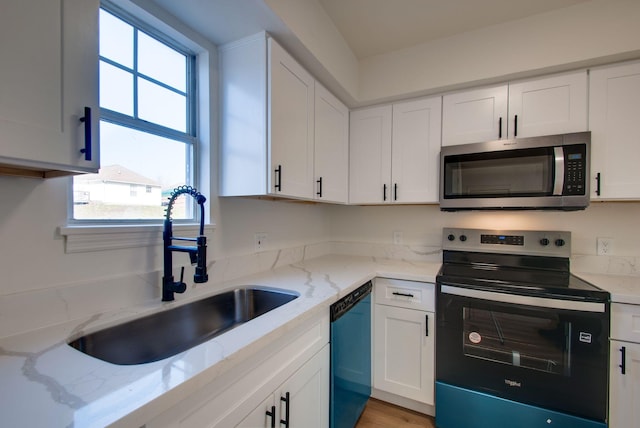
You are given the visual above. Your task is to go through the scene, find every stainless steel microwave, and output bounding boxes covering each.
[440,132,590,211]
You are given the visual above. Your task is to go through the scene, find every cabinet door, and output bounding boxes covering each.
[236,394,276,428]
[268,38,314,199]
[508,71,587,139]
[0,0,99,175]
[278,345,329,428]
[589,61,640,199]
[442,85,508,146]
[314,82,349,203]
[391,97,442,203]
[349,105,392,204]
[374,305,434,405]
[609,341,640,428]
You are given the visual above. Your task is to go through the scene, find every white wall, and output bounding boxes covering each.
[358,0,640,103]
[264,0,640,106]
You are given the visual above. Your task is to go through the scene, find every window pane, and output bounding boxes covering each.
[138,32,186,92]
[99,10,133,68]
[73,121,192,220]
[138,78,187,131]
[100,61,133,115]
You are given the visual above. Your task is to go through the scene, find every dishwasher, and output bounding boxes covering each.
[330,280,372,428]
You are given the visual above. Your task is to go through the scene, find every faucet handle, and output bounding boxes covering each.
[179,266,185,284]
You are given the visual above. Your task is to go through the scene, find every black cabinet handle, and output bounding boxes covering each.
[383,184,387,201]
[266,405,276,428]
[498,117,502,139]
[274,165,282,192]
[514,114,518,137]
[79,107,92,161]
[280,392,290,427]
[620,346,626,375]
[595,172,601,196]
[426,314,429,337]
[394,183,398,201]
[317,177,323,197]
[392,291,414,298]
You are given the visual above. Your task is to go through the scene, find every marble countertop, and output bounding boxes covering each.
[0,255,441,428]
[2,253,639,427]
[575,272,640,305]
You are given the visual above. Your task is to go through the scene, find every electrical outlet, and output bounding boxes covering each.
[393,231,403,245]
[255,233,268,252]
[597,237,613,256]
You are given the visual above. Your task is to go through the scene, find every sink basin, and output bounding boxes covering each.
[68,287,298,365]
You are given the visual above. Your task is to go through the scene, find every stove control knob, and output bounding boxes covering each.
[555,238,566,247]
[447,234,456,241]
[540,238,550,246]
[459,235,467,242]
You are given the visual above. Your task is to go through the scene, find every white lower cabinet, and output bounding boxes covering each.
[609,303,640,428]
[373,278,435,407]
[235,346,329,428]
[146,314,329,428]
[609,341,640,428]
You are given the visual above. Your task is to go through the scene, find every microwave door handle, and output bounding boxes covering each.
[553,147,565,195]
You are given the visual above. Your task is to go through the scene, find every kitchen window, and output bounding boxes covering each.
[71,3,198,222]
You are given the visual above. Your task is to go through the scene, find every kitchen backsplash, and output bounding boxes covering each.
[1,239,637,340]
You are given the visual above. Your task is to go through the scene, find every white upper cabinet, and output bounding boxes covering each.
[392,97,442,203]
[442,85,508,146]
[314,82,349,203]
[0,0,99,177]
[589,60,640,200]
[269,39,315,200]
[508,71,587,138]
[442,71,587,146]
[349,105,393,204]
[220,33,347,202]
[349,96,442,204]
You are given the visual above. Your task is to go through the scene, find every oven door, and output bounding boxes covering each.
[436,282,609,422]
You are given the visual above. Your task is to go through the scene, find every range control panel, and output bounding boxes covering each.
[443,227,571,257]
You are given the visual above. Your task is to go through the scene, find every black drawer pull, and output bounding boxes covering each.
[266,405,276,428]
[280,392,290,427]
[274,165,282,192]
[620,346,626,375]
[392,291,414,298]
[426,314,429,337]
[79,107,92,161]
[595,172,601,196]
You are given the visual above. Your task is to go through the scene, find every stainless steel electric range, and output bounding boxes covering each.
[435,228,610,428]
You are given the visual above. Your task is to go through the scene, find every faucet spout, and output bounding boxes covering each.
[162,186,209,302]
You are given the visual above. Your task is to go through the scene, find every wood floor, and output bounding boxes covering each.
[355,398,436,428]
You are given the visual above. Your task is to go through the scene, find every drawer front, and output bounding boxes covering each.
[375,278,435,311]
[611,303,640,343]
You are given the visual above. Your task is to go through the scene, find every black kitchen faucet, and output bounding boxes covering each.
[162,186,208,301]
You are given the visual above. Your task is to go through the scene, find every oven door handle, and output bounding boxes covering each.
[440,285,606,313]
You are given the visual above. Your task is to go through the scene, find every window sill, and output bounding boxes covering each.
[59,223,216,253]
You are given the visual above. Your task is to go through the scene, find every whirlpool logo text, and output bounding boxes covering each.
[504,379,522,387]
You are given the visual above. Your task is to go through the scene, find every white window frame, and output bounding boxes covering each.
[61,0,214,253]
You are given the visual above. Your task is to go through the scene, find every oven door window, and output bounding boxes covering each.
[463,307,570,376]
[443,147,554,198]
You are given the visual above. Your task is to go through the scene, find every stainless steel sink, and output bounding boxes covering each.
[68,287,298,365]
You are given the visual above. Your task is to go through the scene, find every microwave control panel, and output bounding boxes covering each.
[563,145,587,195]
